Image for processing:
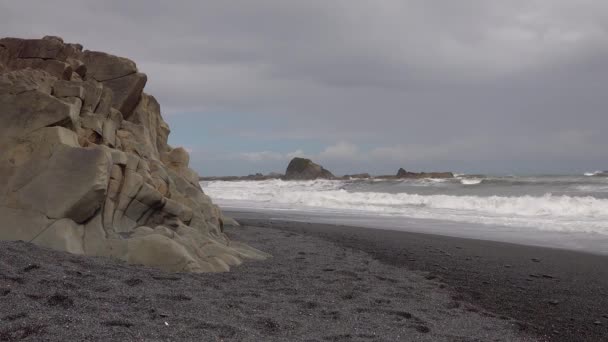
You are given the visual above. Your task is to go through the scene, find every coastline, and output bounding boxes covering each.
[229,211,608,342]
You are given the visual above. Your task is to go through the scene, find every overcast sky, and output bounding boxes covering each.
[2,1,608,175]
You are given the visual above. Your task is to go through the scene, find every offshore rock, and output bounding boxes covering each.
[284,157,335,180]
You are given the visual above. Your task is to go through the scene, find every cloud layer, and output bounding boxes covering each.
[3,1,607,175]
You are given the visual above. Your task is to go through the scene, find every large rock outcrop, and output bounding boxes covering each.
[284,157,334,180]
[0,36,267,272]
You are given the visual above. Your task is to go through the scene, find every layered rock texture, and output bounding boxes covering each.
[0,36,267,272]
[284,157,335,180]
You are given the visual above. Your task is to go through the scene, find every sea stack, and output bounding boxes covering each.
[284,157,334,180]
[0,36,267,272]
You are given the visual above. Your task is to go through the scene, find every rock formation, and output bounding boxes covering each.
[284,157,334,180]
[0,36,267,272]
[396,168,454,179]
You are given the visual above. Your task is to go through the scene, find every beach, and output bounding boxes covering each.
[0,220,540,342]
[230,211,608,342]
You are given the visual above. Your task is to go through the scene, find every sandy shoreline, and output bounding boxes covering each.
[0,223,534,341]
[229,211,608,342]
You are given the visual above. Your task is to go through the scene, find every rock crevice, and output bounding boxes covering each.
[0,36,268,272]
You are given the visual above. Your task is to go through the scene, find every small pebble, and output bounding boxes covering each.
[504,265,512,268]
[593,321,602,325]
[548,300,560,305]
[22,264,40,272]
[531,258,541,262]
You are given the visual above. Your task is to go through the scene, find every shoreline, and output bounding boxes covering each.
[220,207,608,255]
[229,211,608,342]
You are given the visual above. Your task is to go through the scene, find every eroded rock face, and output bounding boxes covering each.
[0,36,268,272]
[284,157,335,180]
[8,144,110,223]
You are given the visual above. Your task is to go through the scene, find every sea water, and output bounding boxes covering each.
[202,174,608,254]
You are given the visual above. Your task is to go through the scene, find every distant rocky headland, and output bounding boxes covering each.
[393,167,454,179]
[201,173,283,182]
[0,36,267,272]
[201,157,454,181]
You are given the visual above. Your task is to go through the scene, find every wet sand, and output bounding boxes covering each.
[230,211,608,342]
[0,223,533,341]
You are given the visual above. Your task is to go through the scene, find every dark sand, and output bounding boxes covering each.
[230,211,608,342]
[0,224,534,341]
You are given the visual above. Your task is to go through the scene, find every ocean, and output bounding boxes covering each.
[202,173,608,254]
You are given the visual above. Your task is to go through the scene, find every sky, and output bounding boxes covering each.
[2,1,608,176]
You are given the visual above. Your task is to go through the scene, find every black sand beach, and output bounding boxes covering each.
[230,211,608,342]
[0,223,535,341]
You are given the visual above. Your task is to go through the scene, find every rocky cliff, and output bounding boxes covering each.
[0,36,267,272]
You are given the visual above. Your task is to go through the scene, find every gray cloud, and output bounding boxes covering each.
[2,1,607,174]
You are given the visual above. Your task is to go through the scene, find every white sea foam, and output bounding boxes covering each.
[396,178,451,187]
[584,171,603,176]
[203,179,608,234]
[460,178,483,185]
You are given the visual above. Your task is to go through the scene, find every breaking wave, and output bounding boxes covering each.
[203,179,608,234]
[585,171,606,177]
[459,178,483,185]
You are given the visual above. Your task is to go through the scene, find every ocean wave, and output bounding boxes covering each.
[460,178,483,185]
[584,171,606,177]
[394,178,453,187]
[203,179,608,234]
[573,185,608,192]
[474,178,590,187]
